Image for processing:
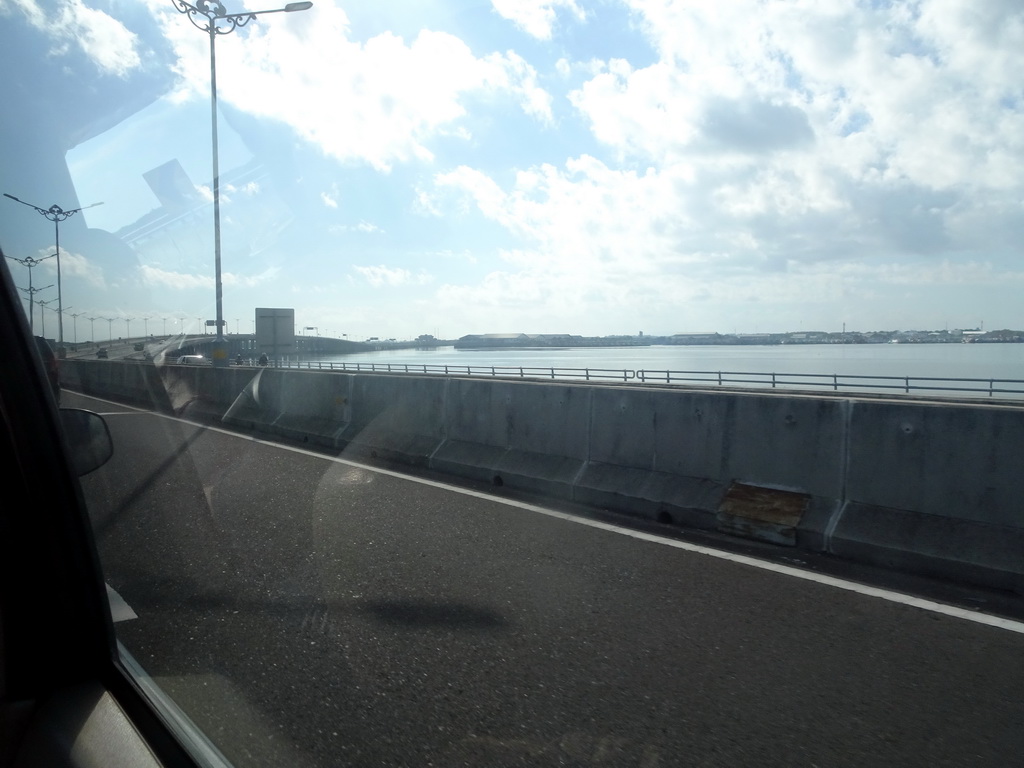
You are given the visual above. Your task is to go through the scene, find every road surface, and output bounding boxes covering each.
[68,391,1024,768]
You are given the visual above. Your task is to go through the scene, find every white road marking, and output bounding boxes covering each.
[74,393,1024,635]
[106,583,137,622]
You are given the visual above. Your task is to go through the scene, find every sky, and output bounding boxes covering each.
[1,0,1022,341]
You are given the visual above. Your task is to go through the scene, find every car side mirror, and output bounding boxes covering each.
[59,408,114,476]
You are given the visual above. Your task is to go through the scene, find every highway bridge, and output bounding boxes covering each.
[61,369,1024,768]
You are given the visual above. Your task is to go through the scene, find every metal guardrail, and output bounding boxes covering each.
[262,360,1024,397]
[635,369,1024,397]
[283,360,637,382]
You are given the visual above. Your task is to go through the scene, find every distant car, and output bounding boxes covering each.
[96,347,108,359]
[176,354,207,365]
[33,336,60,403]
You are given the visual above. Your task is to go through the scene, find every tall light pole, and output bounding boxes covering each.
[3,193,102,356]
[124,316,135,338]
[88,316,99,343]
[172,0,312,366]
[6,251,55,333]
[37,299,56,338]
[104,317,114,343]
[70,312,82,345]
[19,284,53,334]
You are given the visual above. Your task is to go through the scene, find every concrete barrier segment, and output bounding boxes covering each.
[433,378,592,498]
[828,502,1024,594]
[846,401,1024,527]
[339,374,446,466]
[573,462,726,529]
[272,371,350,447]
[222,368,281,431]
[61,360,175,412]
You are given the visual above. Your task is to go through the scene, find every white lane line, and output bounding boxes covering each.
[106,583,137,622]
[80,396,1024,636]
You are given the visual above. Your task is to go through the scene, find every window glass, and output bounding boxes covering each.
[4,2,1024,767]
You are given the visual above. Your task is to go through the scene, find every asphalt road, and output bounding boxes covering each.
[67,392,1024,768]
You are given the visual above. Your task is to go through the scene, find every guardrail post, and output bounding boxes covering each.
[905,376,910,393]
[990,379,994,397]
[717,371,722,386]
[771,372,776,388]
[833,374,838,391]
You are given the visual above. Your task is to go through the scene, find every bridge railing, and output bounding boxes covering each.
[260,359,1024,397]
[281,360,637,382]
[635,369,1024,397]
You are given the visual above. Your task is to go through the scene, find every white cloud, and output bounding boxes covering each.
[424,133,1024,332]
[123,0,1023,335]
[153,2,553,170]
[5,0,141,77]
[491,0,586,40]
[140,265,277,290]
[354,265,433,287]
[41,248,106,288]
[572,0,1024,195]
[329,220,383,234]
[141,265,211,290]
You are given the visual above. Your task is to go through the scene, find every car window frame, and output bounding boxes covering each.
[0,253,204,767]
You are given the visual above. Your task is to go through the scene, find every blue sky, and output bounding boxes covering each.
[1,0,1023,341]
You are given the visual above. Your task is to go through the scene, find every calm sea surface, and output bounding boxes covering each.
[317,343,1024,382]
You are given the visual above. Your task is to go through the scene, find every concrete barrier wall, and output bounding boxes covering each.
[340,374,447,464]
[433,379,592,498]
[832,400,1024,591]
[62,360,1024,593]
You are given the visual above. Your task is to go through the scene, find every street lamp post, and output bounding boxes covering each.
[171,0,312,367]
[104,317,114,343]
[88,316,99,343]
[6,251,55,333]
[19,284,53,334]
[57,306,72,345]
[3,193,102,356]
[37,299,56,338]
[70,312,82,345]
[124,316,134,338]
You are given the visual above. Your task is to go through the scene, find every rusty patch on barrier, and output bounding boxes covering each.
[716,482,809,546]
